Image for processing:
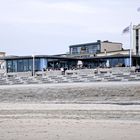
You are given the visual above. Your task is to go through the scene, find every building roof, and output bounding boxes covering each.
[101,40,122,45]
[0,55,79,60]
[69,40,122,48]
[69,40,102,47]
[0,53,140,61]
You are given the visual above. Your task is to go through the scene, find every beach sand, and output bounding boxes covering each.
[0,82,140,140]
[0,119,140,140]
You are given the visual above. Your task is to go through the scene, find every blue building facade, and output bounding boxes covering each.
[5,56,78,73]
[5,55,138,73]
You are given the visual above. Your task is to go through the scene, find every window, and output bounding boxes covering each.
[13,60,17,72]
[29,59,33,71]
[17,60,24,72]
[136,29,139,36]
[23,59,29,71]
[72,48,78,54]
[80,46,86,54]
[35,58,41,71]
[86,45,100,54]
[7,60,13,72]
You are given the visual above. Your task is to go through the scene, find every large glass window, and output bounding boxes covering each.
[7,60,13,72]
[13,60,17,72]
[35,58,41,71]
[72,48,78,54]
[23,59,29,71]
[17,60,24,72]
[109,59,118,67]
[80,46,87,54]
[6,58,49,73]
[87,45,100,54]
[70,44,100,55]
[124,58,130,67]
[118,58,125,65]
[108,58,126,67]
[29,59,33,71]
[40,58,48,70]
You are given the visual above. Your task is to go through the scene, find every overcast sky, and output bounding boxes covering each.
[0,0,139,55]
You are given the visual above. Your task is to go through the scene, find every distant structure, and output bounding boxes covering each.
[70,40,122,55]
[133,24,140,55]
[69,40,130,68]
[0,35,140,74]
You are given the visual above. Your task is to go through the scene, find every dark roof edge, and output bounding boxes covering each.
[0,55,79,60]
[69,42,100,48]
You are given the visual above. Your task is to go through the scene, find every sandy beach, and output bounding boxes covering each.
[0,82,140,140]
[0,82,140,104]
[1,119,140,140]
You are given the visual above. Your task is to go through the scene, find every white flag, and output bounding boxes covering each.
[122,26,130,34]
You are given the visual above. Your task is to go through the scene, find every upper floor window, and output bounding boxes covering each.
[136,29,139,36]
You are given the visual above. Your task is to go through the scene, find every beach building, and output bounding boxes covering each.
[1,40,140,74]
[69,40,131,68]
[133,24,140,55]
[4,55,77,73]
[69,40,122,55]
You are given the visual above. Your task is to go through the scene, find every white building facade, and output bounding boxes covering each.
[133,24,140,55]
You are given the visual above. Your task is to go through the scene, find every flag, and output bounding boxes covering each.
[122,26,130,34]
[137,7,140,12]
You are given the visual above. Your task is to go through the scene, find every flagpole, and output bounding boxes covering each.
[122,24,133,67]
[129,22,132,67]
